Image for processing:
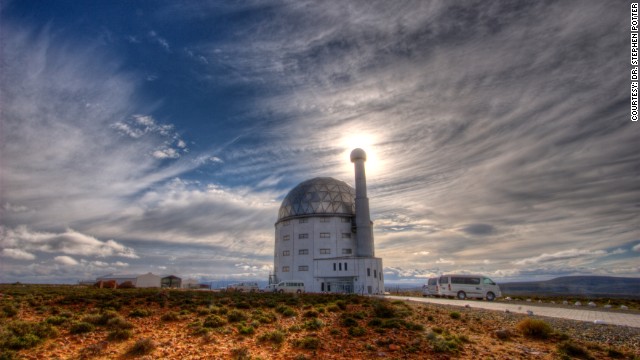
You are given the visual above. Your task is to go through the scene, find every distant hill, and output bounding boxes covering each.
[499,276,640,298]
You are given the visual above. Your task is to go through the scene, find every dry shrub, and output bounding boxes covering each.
[517,318,552,339]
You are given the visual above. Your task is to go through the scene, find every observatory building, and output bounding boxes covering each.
[272,148,384,294]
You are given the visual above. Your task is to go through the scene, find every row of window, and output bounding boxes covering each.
[281,217,352,226]
[282,233,351,241]
[281,248,351,256]
[280,265,382,280]
[282,266,308,272]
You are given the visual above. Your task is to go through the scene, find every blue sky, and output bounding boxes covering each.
[1,0,638,285]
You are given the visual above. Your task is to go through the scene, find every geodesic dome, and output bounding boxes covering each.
[277,177,355,222]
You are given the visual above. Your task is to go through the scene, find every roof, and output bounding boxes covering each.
[277,177,355,222]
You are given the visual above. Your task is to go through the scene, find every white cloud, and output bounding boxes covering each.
[633,243,640,252]
[513,249,608,266]
[153,148,180,159]
[412,251,430,256]
[54,255,79,266]
[0,225,139,258]
[435,258,454,264]
[2,248,36,260]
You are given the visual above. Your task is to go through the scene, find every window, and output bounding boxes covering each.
[299,218,308,223]
[298,249,309,255]
[320,249,331,254]
[320,217,330,223]
[339,263,342,271]
[341,217,351,223]
[367,268,371,277]
[299,233,309,239]
[298,266,309,271]
[374,269,377,278]
[341,233,351,239]
[341,248,352,255]
[333,263,336,271]
[344,262,348,271]
[283,235,290,241]
[483,278,496,285]
[282,250,290,256]
[282,266,290,272]
[319,233,330,238]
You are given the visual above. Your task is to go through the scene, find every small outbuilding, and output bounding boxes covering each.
[161,275,182,288]
[96,272,162,288]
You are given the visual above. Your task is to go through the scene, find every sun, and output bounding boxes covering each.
[339,133,383,177]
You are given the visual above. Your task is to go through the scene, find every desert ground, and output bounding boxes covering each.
[0,285,638,359]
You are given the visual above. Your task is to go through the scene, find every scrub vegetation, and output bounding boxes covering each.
[0,284,637,359]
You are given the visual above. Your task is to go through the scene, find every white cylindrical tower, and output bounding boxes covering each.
[350,148,374,257]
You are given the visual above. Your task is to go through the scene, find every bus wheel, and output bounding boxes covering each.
[457,291,466,300]
[486,292,495,301]
[278,289,284,294]
[296,289,302,294]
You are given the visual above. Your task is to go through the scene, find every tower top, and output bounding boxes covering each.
[350,148,367,162]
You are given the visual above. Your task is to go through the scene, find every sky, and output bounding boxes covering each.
[1,0,638,285]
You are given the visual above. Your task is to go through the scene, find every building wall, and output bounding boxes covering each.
[135,273,162,288]
[274,215,384,293]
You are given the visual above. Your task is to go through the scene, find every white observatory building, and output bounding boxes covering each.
[272,148,384,294]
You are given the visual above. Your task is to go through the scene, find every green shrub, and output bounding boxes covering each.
[341,316,358,327]
[46,316,67,325]
[557,341,593,360]
[161,312,180,322]
[237,323,255,336]
[304,318,323,330]
[231,346,251,360]
[303,310,319,318]
[294,336,320,349]
[129,308,151,318]
[107,328,132,341]
[449,311,461,319]
[127,338,155,356]
[517,318,553,339]
[6,333,42,350]
[275,305,296,317]
[258,330,286,344]
[227,309,247,323]
[70,322,95,334]
[373,302,396,318]
[203,315,226,328]
[106,317,133,330]
[348,326,366,337]
[2,305,18,318]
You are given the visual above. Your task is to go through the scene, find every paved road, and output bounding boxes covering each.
[386,296,640,328]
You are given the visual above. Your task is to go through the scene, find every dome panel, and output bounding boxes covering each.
[277,177,356,222]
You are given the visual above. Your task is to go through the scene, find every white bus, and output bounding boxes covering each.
[274,281,305,294]
[437,274,501,301]
[226,282,259,292]
[422,277,440,297]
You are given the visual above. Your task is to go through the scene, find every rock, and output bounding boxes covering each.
[526,298,532,302]
[620,305,629,310]
[388,344,400,351]
[563,300,569,305]
[594,320,606,324]
[574,301,582,306]
[527,310,534,316]
[505,309,510,313]
[604,304,612,309]
[550,301,555,304]
[465,304,470,308]
[505,297,512,301]
[588,302,596,307]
